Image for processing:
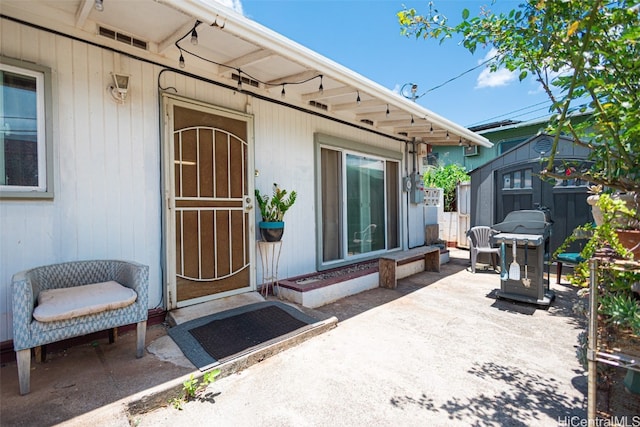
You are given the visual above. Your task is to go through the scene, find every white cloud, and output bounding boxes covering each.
[476,67,517,88]
[475,48,517,89]
[212,0,244,14]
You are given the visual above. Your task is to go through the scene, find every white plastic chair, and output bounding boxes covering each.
[467,226,500,273]
[353,224,377,244]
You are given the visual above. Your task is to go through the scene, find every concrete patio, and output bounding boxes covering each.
[1,249,598,426]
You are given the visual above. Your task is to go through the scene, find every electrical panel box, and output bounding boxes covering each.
[410,172,424,204]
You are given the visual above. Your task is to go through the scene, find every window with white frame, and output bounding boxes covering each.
[0,58,52,198]
[317,135,400,267]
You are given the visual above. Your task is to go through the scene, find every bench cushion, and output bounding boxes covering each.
[556,252,584,264]
[33,281,137,322]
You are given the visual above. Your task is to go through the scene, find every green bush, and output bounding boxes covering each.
[423,164,469,212]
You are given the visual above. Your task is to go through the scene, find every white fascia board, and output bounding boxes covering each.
[160,0,492,148]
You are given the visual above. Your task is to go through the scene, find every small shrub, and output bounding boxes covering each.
[422,163,469,212]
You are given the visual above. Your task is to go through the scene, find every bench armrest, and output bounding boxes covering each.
[11,271,36,350]
[112,261,149,313]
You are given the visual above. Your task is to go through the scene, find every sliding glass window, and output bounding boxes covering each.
[320,145,399,265]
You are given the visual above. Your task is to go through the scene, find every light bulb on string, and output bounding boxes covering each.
[190,28,198,45]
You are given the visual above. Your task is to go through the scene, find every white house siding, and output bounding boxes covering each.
[0,19,406,342]
[250,99,405,281]
[0,21,163,342]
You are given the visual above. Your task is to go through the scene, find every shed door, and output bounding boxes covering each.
[164,97,254,309]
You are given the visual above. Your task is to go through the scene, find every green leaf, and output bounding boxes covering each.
[462,8,469,20]
[518,70,528,81]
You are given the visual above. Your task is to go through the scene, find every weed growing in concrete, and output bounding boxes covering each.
[171,369,221,410]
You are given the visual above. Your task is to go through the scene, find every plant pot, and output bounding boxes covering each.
[588,193,639,228]
[617,228,640,259]
[259,221,285,242]
[587,195,603,226]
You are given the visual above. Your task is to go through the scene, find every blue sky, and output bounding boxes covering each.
[218,0,553,128]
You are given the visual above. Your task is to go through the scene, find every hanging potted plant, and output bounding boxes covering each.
[255,183,297,242]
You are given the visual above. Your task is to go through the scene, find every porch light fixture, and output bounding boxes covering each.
[94,0,104,12]
[108,72,130,104]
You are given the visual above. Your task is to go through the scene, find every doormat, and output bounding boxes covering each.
[168,301,320,371]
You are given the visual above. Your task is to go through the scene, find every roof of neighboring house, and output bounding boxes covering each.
[1,0,492,148]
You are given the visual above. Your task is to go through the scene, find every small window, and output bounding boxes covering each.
[0,58,53,199]
[524,169,532,188]
[513,171,521,188]
[503,168,533,190]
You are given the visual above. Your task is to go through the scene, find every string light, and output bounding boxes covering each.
[174,21,329,99]
[94,0,104,12]
[281,84,286,98]
[356,91,361,105]
[430,123,434,134]
[386,104,390,117]
[446,130,450,140]
[458,137,463,146]
[190,28,198,45]
[411,115,415,125]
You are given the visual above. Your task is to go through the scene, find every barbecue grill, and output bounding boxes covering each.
[492,210,554,306]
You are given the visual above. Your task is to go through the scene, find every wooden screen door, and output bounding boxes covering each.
[163,96,254,309]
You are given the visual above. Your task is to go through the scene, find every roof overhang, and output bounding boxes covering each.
[1,0,492,148]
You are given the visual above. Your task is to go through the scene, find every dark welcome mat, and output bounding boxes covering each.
[168,301,320,370]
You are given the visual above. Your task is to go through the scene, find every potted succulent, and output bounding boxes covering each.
[255,183,297,242]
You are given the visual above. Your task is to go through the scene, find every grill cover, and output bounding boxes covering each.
[492,210,552,237]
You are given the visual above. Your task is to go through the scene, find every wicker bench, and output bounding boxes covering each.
[379,246,440,289]
[11,260,149,395]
